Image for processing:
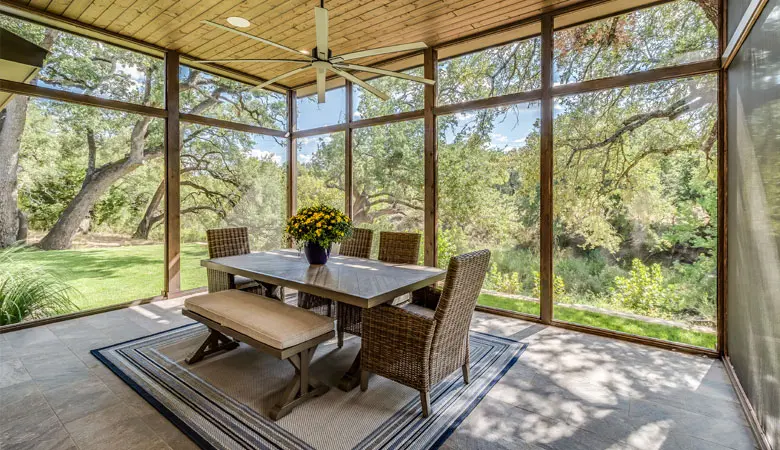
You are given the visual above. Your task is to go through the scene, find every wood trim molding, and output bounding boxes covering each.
[345,80,354,219]
[180,114,288,137]
[292,123,349,138]
[423,48,438,267]
[539,14,554,325]
[164,51,181,296]
[287,91,297,222]
[349,110,425,129]
[0,79,167,117]
[721,0,770,68]
[723,356,774,450]
[435,89,542,116]
[553,320,719,356]
[551,60,721,97]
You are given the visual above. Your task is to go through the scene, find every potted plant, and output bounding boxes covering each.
[285,205,353,265]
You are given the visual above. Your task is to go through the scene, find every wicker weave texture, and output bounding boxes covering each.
[361,249,491,392]
[298,228,375,315]
[337,231,421,338]
[206,227,251,258]
[377,231,421,264]
[339,228,374,259]
[205,227,283,300]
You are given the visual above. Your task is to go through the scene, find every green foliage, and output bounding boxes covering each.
[532,271,567,300]
[0,247,78,325]
[285,205,353,248]
[610,259,683,318]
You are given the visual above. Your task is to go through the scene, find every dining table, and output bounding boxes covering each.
[201,248,447,391]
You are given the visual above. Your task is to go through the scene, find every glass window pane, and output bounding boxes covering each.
[296,87,346,130]
[2,98,164,323]
[554,0,718,84]
[438,37,541,105]
[438,104,541,316]
[353,120,424,259]
[179,66,287,131]
[553,74,718,349]
[0,14,163,107]
[353,68,424,120]
[179,126,288,291]
[297,132,345,211]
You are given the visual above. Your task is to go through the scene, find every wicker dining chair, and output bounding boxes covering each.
[360,249,491,417]
[297,227,374,316]
[335,231,420,347]
[205,227,284,301]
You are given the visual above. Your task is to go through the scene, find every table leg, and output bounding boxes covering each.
[337,350,362,391]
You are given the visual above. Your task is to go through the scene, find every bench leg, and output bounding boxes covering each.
[269,346,329,420]
[185,329,240,364]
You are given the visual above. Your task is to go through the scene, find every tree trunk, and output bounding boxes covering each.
[16,210,28,242]
[38,117,154,250]
[0,96,29,247]
[133,180,165,239]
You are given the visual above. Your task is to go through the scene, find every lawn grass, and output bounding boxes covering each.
[15,243,210,311]
[478,293,716,349]
[14,244,715,349]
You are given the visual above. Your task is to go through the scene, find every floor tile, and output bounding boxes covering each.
[43,375,122,424]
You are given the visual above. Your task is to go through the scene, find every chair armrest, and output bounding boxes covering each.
[361,304,437,390]
[411,285,442,310]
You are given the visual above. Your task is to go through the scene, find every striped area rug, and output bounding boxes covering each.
[92,323,526,450]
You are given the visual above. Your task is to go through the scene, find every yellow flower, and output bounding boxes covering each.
[328,226,332,229]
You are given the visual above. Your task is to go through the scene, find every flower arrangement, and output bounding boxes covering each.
[285,204,353,250]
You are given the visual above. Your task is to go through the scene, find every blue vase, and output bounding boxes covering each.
[303,241,330,264]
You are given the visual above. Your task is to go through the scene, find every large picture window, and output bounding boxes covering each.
[353,68,424,120]
[297,132,345,211]
[554,0,718,84]
[552,74,718,348]
[353,120,424,259]
[179,126,287,290]
[438,104,541,316]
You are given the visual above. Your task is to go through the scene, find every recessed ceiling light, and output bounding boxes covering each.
[226,16,250,28]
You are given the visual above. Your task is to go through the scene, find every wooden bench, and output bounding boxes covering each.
[182,289,335,420]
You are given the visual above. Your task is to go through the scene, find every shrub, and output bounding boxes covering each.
[485,263,523,295]
[0,246,78,325]
[532,270,566,300]
[610,258,682,318]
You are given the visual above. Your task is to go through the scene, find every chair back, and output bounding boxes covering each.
[430,249,491,382]
[206,227,250,259]
[378,231,421,264]
[339,228,374,259]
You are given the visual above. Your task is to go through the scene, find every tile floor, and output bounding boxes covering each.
[0,297,757,450]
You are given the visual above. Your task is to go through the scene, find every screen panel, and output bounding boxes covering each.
[727,0,780,446]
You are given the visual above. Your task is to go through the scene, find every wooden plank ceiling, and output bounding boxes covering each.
[16,0,589,88]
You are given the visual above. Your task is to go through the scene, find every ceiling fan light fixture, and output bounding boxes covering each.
[226,16,251,28]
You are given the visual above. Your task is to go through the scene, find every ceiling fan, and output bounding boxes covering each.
[197,0,435,103]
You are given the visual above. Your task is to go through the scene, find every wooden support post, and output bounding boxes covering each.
[423,48,438,267]
[345,80,354,219]
[539,15,554,324]
[287,90,297,224]
[716,0,728,356]
[164,51,181,296]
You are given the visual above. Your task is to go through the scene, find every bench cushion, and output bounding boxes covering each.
[185,290,333,350]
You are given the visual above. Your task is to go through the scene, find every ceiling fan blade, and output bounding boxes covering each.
[202,20,312,60]
[329,67,389,101]
[316,68,326,103]
[314,7,329,61]
[332,63,435,85]
[331,42,428,62]
[197,58,312,64]
[252,65,312,91]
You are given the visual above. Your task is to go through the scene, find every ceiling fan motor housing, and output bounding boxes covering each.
[311,47,332,60]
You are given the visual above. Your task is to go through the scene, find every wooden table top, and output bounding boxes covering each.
[201,249,446,308]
